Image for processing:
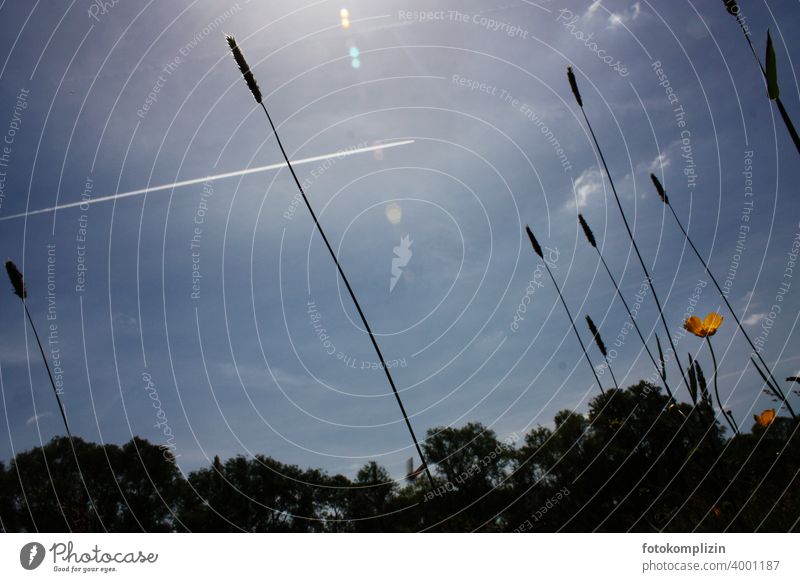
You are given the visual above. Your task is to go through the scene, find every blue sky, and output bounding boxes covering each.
[1,0,800,480]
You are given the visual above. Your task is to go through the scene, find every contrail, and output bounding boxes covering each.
[0,139,414,221]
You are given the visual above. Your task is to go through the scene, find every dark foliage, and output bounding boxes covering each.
[2,382,798,532]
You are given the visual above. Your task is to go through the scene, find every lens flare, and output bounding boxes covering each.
[341,17,350,29]
[385,203,402,225]
[351,58,360,69]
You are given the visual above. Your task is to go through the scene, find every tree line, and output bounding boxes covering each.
[1,381,798,532]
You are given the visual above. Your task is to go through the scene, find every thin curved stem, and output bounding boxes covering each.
[739,27,800,155]
[707,338,739,436]
[580,108,689,398]
[24,303,105,530]
[25,304,71,439]
[666,202,796,419]
[603,354,620,391]
[595,248,673,399]
[542,262,605,395]
[257,103,434,488]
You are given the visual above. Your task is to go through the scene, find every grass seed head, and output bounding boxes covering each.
[578,214,597,248]
[567,66,583,107]
[226,34,263,104]
[766,30,780,100]
[722,0,739,16]
[650,173,668,204]
[586,315,607,357]
[525,226,544,259]
[5,260,26,299]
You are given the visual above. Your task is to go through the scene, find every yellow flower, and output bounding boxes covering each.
[684,313,724,338]
[753,408,776,427]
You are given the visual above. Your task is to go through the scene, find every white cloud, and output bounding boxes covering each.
[585,1,603,18]
[648,152,671,173]
[568,168,605,209]
[608,2,641,28]
[25,412,53,426]
[743,313,766,326]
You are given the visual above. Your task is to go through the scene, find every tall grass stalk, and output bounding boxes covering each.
[721,2,800,155]
[650,173,797,420]
[225,35,434,487]
[585,315,619,390]
[578,214,674,399]
[526,226,605,394]
[567,67,689,400]
[5,260,104,530]
[5,261,72,438]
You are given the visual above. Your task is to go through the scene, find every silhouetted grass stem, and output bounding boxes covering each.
[659,196,796,419]
[223,36,436,487]
[578,215,674,399]
[526,226,605,394]
[572,84,689,399]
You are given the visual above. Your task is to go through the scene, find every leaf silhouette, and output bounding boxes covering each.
[766,30,780,100]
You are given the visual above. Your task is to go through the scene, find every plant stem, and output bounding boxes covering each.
[739,29,800,155]
[24,302,103,530]
[24,304,71,438]
[707,338,739,435]
[594,247,674,399]
[579,108,689,399]
[603,353,620,391]
[665,202,796,419]
[541,261,605,395]
[257,102,434,488]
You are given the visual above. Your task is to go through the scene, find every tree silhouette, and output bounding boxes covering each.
[2,382,799,532]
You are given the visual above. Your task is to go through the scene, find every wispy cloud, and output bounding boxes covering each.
[586,1,642,29]
[585,1,603,18]
[568,168,605,209]
[647,152,671,173]
[743,313,766,326]
[608,2,641,27]
[25,412,53,426]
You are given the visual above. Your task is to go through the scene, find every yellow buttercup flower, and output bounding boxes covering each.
[753,408,776,427]
[684,313,724,338]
